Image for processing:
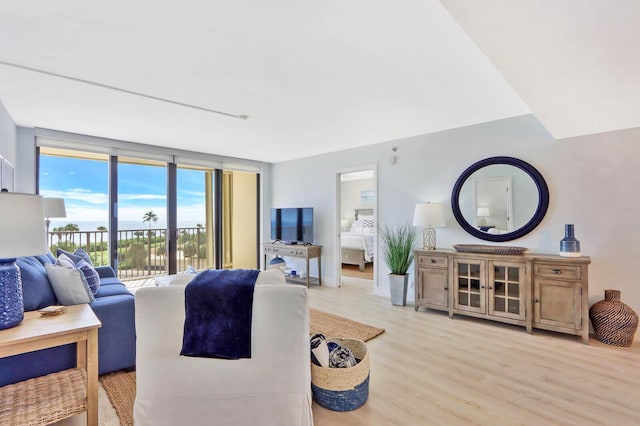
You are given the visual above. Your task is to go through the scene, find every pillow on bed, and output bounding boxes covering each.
[350,220,364,233]
[358,215,374,222]
[349,219,375,234]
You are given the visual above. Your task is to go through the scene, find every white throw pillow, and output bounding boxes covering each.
[45,263,95,305]
[169,273,197,286]
[256,269,286,285]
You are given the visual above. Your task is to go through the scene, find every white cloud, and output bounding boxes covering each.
[40,189,108,204]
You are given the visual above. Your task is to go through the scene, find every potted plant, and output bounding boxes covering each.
[380,223,417,306]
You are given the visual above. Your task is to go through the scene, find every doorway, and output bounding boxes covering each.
[337,168,376,288]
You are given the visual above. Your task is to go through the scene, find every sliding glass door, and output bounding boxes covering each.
[117,157,167,279]
[177,166,215,271]
[39,145,260,280]
[38,148,110,266]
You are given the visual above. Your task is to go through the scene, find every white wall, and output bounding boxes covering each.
[270,114,640,340]
[0,100,17,166]
[340,177,374,226]
[15,127,36,193]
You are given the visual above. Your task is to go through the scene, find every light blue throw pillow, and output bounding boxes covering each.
[45,263,95,305]
[56,252,101,294]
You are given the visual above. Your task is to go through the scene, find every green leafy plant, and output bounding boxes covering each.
[380,223,417,275]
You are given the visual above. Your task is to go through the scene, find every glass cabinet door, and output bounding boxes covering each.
[454,259,485,313]
[488,261,525,320]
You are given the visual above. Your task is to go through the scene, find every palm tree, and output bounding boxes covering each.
[142,211,158,229]
[142,211,159,275]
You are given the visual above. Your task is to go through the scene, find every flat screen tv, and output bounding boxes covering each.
[270,207,313,244]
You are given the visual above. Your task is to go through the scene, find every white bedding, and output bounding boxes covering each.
[341,232,375,262]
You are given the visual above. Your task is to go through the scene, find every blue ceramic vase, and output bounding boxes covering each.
[559,224,581,257]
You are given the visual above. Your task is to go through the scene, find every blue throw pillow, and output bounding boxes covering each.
[57,248,83,264]
[56,251,100,295]
[76,259,100,295]
[73,248,94,267]
[17,257,58,311]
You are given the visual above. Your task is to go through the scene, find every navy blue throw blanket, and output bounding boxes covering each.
[180,269,260,359]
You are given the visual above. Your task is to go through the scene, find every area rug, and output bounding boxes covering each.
[310,308,384,342]
[100,310,383,425]
[100,370,135,426]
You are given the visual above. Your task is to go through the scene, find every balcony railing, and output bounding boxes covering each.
[48,227,211,281]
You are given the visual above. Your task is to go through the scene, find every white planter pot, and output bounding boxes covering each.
[389,274,408,306]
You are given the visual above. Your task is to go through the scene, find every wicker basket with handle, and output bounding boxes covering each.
[310,337,369,411]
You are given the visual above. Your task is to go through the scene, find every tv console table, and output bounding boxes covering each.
[263,242,322,287]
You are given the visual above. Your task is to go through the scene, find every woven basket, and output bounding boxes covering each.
[0,368,87,425]
[311,338,369,411]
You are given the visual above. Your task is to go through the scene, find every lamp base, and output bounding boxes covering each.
[423,227,437,250]
[0,258,24,330]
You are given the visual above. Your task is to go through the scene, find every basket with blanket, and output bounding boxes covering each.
[310,334,369,411]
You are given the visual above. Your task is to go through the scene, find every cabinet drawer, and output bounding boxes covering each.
[418,255,448,268]
[264,246,279,254]
[283,248,305,256]
[534,263,581,281]
[265,246,306,256]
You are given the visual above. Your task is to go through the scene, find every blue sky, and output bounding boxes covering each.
[39,155,207,229]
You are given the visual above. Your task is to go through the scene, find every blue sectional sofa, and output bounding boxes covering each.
[0,253,136,386]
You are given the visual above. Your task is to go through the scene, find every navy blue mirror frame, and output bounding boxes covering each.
[451,156,549,242]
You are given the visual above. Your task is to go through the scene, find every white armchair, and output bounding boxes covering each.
[133,272,313,426]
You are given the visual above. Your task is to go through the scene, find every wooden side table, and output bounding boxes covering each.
[0,304,102,426]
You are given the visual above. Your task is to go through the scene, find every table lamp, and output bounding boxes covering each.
[477,207,490,227]
[413,202,445,250]
[0,192,49,330]
[44,197,67,234]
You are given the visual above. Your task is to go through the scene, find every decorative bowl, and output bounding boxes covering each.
[452,244,528,255]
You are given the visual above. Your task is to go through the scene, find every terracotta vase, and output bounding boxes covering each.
[589,290,638,347]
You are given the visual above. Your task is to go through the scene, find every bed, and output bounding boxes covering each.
[341,209,375,271]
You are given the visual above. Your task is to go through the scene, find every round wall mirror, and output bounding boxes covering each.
[451,156,549,242]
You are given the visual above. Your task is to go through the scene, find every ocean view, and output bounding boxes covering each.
[48,219,205,232]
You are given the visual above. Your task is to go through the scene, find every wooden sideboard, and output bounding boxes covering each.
[414,249,591,343]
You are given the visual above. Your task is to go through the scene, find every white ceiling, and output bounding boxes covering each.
[0,1,637,163]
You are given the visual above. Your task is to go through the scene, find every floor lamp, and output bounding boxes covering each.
[44,197,67,234]
[0,193,49,329]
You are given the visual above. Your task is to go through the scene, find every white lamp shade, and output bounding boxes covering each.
[0,193,49,258]
[44,197,67,218]
[477,207,490,217]
[413,203,445,227]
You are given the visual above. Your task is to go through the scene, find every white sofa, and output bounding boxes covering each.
[134,271,313,426]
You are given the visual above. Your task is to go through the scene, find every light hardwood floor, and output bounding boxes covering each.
[79,276,639,425]
[311,277,640,425]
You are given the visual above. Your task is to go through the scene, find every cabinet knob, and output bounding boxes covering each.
[444,287,448,290]
[429,259,436,263]
[552,269,561,274]
[481,285,485,289]
[489,286,493,290]
[535,299,540,303]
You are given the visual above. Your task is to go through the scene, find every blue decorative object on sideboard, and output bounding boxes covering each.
[269,255,286,270]
[559,224,581,257]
